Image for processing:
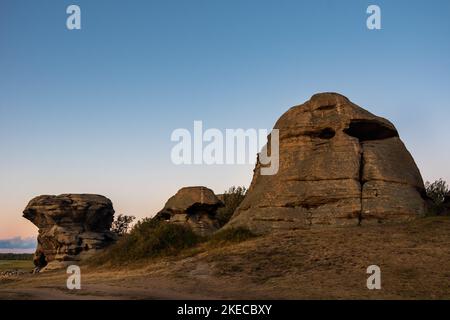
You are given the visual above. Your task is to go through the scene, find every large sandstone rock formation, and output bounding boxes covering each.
[227,93,427,234]
[154,186,223,236]
[23,194,117,271]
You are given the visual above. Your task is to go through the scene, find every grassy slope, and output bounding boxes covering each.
[1,217,450,299]
[0,260,34,272]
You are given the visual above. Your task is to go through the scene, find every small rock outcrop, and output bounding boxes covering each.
[227,93,427,234]
[154,187,223,236]
[23,194,117,271]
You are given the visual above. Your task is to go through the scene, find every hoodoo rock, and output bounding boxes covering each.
[154,186,223,236]
[227,93,427,234]
[23,194,117,271]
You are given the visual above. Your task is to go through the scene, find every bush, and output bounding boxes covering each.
[111,214,136,236]
[91,219,201,265]
[425,179,450,215]
[216,186,247,227]
[209,227,256,245]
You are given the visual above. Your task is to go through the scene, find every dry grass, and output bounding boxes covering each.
[1,216,450,299]
[0,260,34,272]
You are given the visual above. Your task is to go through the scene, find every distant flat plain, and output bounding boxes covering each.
[0,260,34,272]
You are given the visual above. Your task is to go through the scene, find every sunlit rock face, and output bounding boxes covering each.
[23,194,117,271]
[227,93,427,234]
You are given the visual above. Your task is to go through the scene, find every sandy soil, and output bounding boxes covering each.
[1,217,450,300]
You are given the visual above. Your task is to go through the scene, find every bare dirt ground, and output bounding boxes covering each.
[1,217,450,300]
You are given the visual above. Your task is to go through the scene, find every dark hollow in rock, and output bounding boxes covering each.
[284,127,336,140]
[316,104,336,111]
[317,128,336,139]
[344,119,398,141]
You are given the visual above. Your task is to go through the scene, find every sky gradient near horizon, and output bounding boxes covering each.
[1,0,450,244]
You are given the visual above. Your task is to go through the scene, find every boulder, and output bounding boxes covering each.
[23,194,117,271]
[154,187,223,236]
[227,93,427,234]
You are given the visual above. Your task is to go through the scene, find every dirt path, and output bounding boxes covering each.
[0,283,211,300]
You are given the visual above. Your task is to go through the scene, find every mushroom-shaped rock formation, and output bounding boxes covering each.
[226,93,427,234]
[154,186,223,236]
[23,194,117,271]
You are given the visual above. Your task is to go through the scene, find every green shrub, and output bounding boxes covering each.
[209,227,256,245]
[90,218,258,266]
[216,186,247,227]
[425,179,450,215]
[111,214,136,236]
[91,219,201,265]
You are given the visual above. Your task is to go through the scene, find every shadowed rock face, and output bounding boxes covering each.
[443,196,450,215]
[226,93,427,234]
[154,186,223,236]
[23,194,117,271]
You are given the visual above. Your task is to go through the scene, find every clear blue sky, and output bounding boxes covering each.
[1,0,449,240]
